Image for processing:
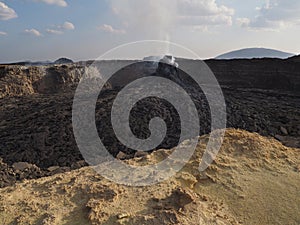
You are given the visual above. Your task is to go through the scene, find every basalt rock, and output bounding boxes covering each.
[0,59,299,186]
[204,58,300,92]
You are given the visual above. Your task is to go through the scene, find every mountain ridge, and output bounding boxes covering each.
[216,47,294,59]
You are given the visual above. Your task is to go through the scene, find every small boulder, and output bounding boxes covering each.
[134,151,148,158]
[280,127,289,135]
[280,126,288,135]
[12,162,33,171]
[47,166,60,172]
[116,151,127,160]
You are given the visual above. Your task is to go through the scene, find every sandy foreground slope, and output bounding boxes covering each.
[0,129,299,225]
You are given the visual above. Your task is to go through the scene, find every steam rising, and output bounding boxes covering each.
[160,55,179,68]
[110,0,177,52]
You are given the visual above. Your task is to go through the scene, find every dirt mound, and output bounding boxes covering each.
[0,129,299,225]
[0,65,43,98]
[0,64,111,98]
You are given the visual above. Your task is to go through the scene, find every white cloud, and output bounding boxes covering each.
[46,21,75,35]
[46,29,63,34]
[236,18,251,28]
[180,14,233,26]
[177,0,234,26]
[59,21,75,30]
[0,2,17,20]
[0,31,7,35]
[34,0,67,7]
[177,0,233,15]
[110,0,176,39]
[98,24,126,34]
[238,0,300,30]
[24,29,42,37]
[110,0,234,36]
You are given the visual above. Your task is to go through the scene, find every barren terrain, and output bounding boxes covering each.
[0,129,299,225]
[0,58,299,224]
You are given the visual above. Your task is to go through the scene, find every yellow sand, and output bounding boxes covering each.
[0,129,299,225]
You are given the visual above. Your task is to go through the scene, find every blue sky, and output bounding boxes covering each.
[0,0,300,62]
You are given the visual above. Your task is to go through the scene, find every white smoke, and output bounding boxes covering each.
[110,0,235,34]
[143,55,179,73]
[109,0,234,55]
[110,0,177,47]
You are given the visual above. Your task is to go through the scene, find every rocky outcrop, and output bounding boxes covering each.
[34,65,83,94]
[0,65,43,98]
[0,64,111,98]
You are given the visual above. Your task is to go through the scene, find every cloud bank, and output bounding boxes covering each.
[0,2,17,20]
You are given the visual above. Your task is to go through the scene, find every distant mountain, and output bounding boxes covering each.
[216,48,294,59]
[54,58,73,64]
[4,57,74,66]
[6,61,52,66]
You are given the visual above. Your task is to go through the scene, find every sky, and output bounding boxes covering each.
[1,0,300,62]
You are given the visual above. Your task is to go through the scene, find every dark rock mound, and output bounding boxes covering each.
[54,58,74,64]
[205,58,300,93]
[287,55,300,62]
